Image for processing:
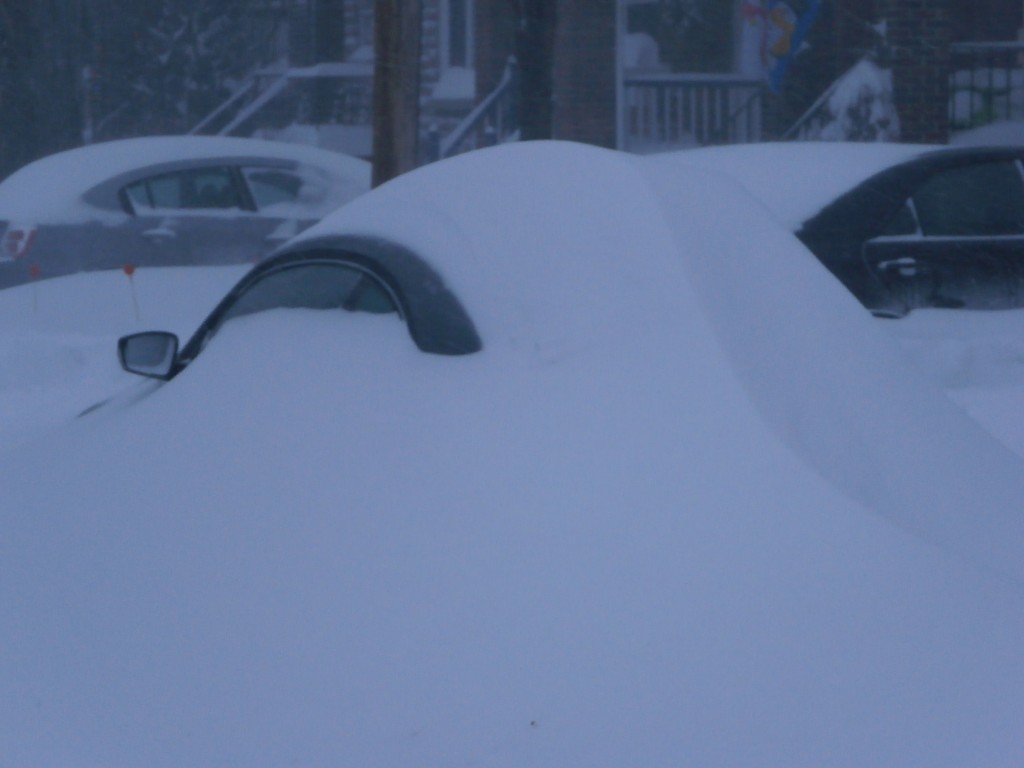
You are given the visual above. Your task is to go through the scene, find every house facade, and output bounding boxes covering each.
[211,0,1024,159]
[244,0,477,157]
[470,0,1024,150]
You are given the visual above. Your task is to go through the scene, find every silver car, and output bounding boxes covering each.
[0,135,370,289]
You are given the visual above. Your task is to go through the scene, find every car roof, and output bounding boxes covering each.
[645,142,936,229]
[0,135,370,223]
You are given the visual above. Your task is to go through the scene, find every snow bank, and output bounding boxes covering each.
[0,264,247,447]
[642,157,1024,581]
[1,142,1022,767]
[882,307,1024,457]
[816,58,900,142]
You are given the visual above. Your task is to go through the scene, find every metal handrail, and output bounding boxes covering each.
[439,57,518,159]
[780,67,847,140]
[190,61,375,137]
[189,78,260,135]
[217,76,290,135]
[951,41,1024,53]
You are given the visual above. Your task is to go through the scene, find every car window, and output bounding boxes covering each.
[878,199,920,237]
[123,181,151,211]
[217,262,397,333]
[147,173,184,208]
[242,167,305,208]
[911,160,1024,237]
[124,166,244,212]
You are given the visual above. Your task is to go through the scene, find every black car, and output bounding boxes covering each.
[658,143,1024,316]
[116,236,482,382]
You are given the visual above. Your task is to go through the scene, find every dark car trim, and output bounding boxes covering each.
[795,145,1024,315]
[83,155,301,213]
[173,235,481,375]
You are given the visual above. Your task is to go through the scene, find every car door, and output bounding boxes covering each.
[122,165,267,267]
[861,159,1024,310]
[240,165,329,250]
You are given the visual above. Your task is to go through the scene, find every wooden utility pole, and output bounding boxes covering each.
[514,0,557,141]
[553,0,617,148]
[312,0,346,125]
[372,0,422,187]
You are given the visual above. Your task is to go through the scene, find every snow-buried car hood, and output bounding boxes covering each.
[1,141,1022,767]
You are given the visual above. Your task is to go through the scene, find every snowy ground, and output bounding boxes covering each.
[881,308,1024,458]
[0,266,248,449]
[3,141,1023,766]
[3,265,1024,463]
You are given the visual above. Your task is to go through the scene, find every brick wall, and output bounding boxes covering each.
[884,0,951,143]
[421,0,441,98]
[552,0,617,148]
[473,0,516,98]
[289,0,315,66]
[949,0,1022,41]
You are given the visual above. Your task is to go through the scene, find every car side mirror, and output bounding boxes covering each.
[118,331,180,380]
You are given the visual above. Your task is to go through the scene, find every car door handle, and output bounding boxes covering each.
[876,257,919,277]
[142,227,177,242]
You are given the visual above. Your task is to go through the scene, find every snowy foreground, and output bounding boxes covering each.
[0,266,249,449]
[1,143,1023,766]
[4,265,1024,459]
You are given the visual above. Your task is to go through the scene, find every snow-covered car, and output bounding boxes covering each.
[3,142,1024,767]
[117,240,480,386]
[0,135,370,289]
[654,143,1024,316]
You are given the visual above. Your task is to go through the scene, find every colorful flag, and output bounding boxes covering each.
[739,0,822,92]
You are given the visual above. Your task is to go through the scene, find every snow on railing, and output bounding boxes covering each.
[189,78,261,136]
[782,56,899,142]
[216,76,290,136]
[433,57,519,161]
[190,62,374,140]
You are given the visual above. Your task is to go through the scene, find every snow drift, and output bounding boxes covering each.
[1,142,1022,767]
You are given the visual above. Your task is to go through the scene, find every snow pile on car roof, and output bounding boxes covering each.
[0,135,370,223]
[649,141,930,228]
[307,140,1024,581]
[2,141,1022,767]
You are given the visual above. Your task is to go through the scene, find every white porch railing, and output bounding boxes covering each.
[190,62,374,142]
[622,73,764,152]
